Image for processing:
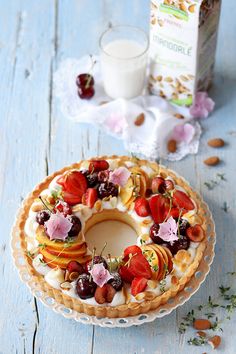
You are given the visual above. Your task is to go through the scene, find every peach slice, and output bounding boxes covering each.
[40,249,91,269]
[120,177,135,206]
[141,246,160,280]
[162,246,173,273]
[45,243,87,258]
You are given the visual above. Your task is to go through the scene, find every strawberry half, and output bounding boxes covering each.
[58,171,87,205]
[173,190,194,211]
[119,265,134,283]
[123,245,142,259]
[84,188,98,208]
[149,194,167,223]
[131,277,148,296]
[62,191,82,206]
[134,197,150,217]
[129,254,152,279]
[89,160,109,173]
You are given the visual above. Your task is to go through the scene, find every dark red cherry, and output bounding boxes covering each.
[78,86,95,99]
[76,273,97,299]
[108,272,123,291]
[85,256,108,272]
[97,182,118,199]
[149,223,164,244]
[76,73,94,88]
[67,215,82,237]
[36,210,50,225]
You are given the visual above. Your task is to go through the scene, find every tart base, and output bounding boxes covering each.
[12,156,215,319]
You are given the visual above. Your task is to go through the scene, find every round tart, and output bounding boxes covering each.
[14,156,209,318]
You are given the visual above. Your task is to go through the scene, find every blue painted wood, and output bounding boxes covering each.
[0,0,236,353]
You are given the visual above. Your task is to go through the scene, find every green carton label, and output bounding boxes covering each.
[160,4,189,21]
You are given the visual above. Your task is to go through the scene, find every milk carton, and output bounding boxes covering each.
[149,0,221,106]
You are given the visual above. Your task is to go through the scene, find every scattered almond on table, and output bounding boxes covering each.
[208,335,222,349]
[174,113,185,119]
[193,318,212,330]
[204,156,220,166]
[134,113,145,126]
[167,139,177,153]
[208,138,225,148]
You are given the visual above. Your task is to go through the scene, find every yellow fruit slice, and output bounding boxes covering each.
[45,243,87,258]
[40,248,91,269]
[119,177,135,205]
[36,227,84,251]
[141,245,160,280]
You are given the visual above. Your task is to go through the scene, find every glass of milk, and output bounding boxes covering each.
[99,25,149,99]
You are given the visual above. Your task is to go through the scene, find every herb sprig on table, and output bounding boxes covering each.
[204,173,227,191]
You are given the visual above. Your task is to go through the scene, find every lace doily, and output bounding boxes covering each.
[54,56,201,161]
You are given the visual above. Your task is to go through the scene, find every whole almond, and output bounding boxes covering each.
[204,156,220,166]
[188,4,196,13]
[196,331,207,338]
[134,113,145,126]
[208,335,221,349]
[180,3,187,12]
[193,319,212,330]
[167,139,177,153]
[207,138,225,148]
[174,113,185,119]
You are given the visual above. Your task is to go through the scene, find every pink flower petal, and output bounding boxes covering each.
[172,123,195,143]
[89,263,113,287]
[44,213,72,241]
[105,114,127,134]
[109,166,131,187]
[190,91,215,119]
[157,216,178,244]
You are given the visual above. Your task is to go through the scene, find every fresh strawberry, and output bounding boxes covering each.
[89,160,109,173]
[119,265,134,283]
[54,200,72,216]
[149,194,167,223]
[173,190,195,210]
[131,277,148,296]
[134,197,150,217]
[94,284,116,304]
[151,176,165,194]
[62,191,82,205]
[83,188,98,208]
[128,254,152,279]
[123,245,142,259]
[168,207,181,219]
[186,224,205,242]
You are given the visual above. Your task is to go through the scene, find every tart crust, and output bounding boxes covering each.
[15,155,208,318]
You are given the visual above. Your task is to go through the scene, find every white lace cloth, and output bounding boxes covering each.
[54,56,201,161]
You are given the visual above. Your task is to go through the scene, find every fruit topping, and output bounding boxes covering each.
[108,272,123,291]
[119,265,134,283]
[131,277,148,296]
[128,254,152,279]
[168,234,190,255]
[67,215,82,237]
[151,176,165,194]
[98,170,110,183]
[149,194,167,223]
[97,182,118,199]
[76,273,97,299]
[89,160,109,173]
[76,73,95,87]
[65,260,84,281]
[83,188,98,208]
[134,197,151,217]
[150,223,164,244]
[86,255,108,272]
[54,200,72,216]
[58,170,88,205]
[85,172,99,187]
[186,224,205,242]
[178,218,190,236]
[172,190,195,211]
[94,284,116,304]
[123,245,142,259]
[36,210,50,225]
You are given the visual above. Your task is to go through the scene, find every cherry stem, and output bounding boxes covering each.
[100,242,107,257]
[39,196,54,213]
[108,253,112,273]
[85,55,96,89]
[177,209,183,238]
[89,247,96,282]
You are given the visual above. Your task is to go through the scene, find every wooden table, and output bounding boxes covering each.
[1,1,236,353]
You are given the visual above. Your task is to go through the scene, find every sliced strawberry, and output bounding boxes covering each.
[129,254,152,279]
[134,197,151,217]
[151,176,165,194]
[89,160,109,173]
[149,194,167,223]
[119,265,134,283]
[131,277,148,296]
[123,245,142,259]
[62,191,82,205]
[173,190,194,211]
[84,188,98,208]
[95,284,116,304]
[186,224,205,242]
[58,171,87,195]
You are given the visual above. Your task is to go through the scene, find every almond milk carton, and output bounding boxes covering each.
[149,0,221,106]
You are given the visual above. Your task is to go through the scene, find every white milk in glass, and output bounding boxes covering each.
[101,39,148,99]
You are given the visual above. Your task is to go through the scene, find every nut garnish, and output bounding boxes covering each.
[204,156,220,166]
[134,113,145,126]
[174,113,185,119]
[193,319,212,330]
[208,335,221,349]
[207,138,225,148]
[60,281,72,290]
[167,139,177,153]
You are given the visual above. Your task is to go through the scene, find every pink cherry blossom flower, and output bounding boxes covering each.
[109,166,131,187]
[157,216,178,244]
[44,212,72,241]
[89,263,113,287]
[105,113,127,135]
[172,123,195,144]
[190,92,215,119]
